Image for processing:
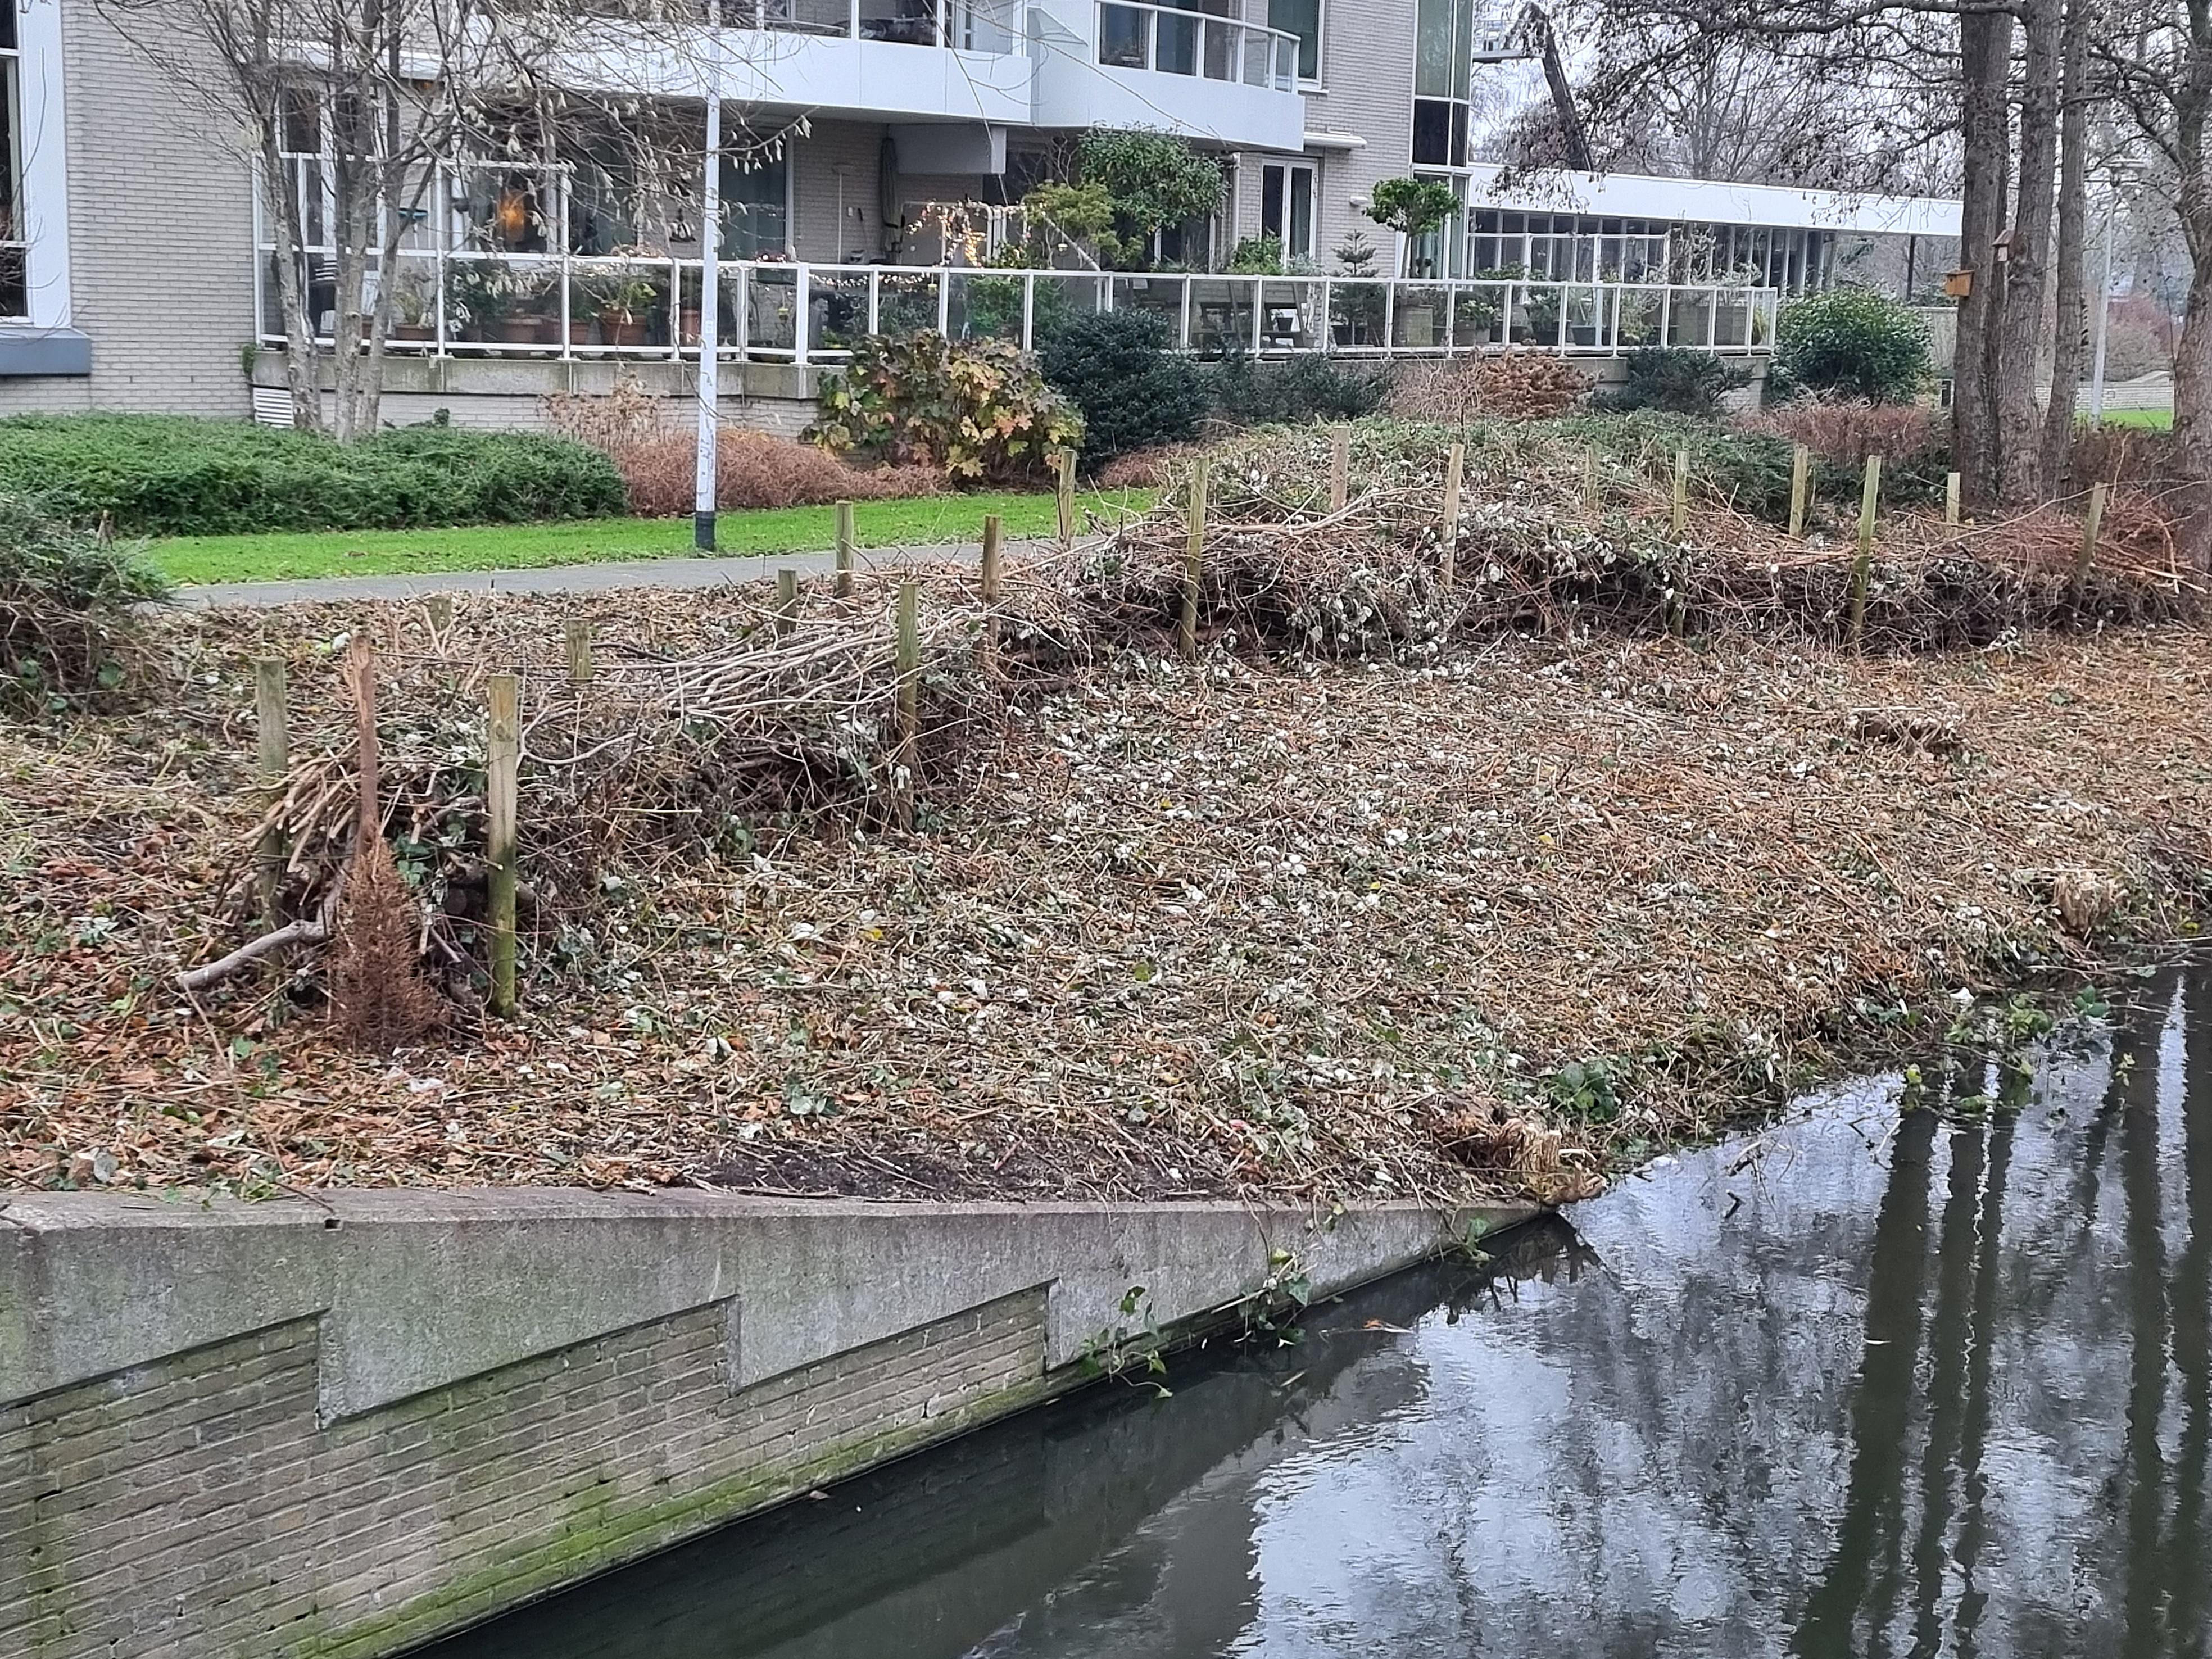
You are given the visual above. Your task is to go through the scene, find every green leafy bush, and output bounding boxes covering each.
[1773,289,1932,404]
[1039,311,1207,463]
[1076,130,1226,269]
[0,488,168,711]
[1208,349,1393,426]
[1592,347,1749,418]
[809,332,1083,482]
[1226,234,1285,275]
[0,415,628,536]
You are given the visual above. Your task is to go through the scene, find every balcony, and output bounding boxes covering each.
[1028,0,1306,151]
[555,0,1034,124]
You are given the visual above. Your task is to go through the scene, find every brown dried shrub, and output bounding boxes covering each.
[2072,423,2182,491]
[1737,397,1944,469]
[543,379,943,516]
[1386,352,1588,423]
[329,836,445,1054]
[1093,443,1204,491]
[612,429,943,517]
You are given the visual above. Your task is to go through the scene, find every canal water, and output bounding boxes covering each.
[429,966,2212,1658]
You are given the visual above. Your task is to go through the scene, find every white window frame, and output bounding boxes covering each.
[1261,161,1316,261]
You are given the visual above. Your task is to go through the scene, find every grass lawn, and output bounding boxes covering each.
[152,489,1156,585]
[2094,408,2174,430]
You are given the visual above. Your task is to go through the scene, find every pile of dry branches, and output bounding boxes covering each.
[210,576,1087,1001]
[1052,421,2196,659]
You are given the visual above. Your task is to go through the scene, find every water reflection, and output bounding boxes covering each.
[427,968,2212,1659]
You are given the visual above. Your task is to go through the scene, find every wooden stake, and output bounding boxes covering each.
[426,595,453,633]
[253,656,288,925]
[894,582,919,830]
[2074,481,2108,606]
[1671,447,1689,537]
[345,637,380,844]
[486,673,519,1020]
[1053,450,1076,548]
[1181,458,1207,663]
[835,500,856,597]
[563,618,593,683]
[1580,445,1598,511]
[1329,426,1350,513]
[1787,443,1811,541]
[980,513,1003,666]
[774,568,799,637]
[1439,441,1465,589]
[1848,452,1881,649]
[1944,470,1962,528]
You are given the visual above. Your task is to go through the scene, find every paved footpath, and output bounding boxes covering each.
[172,537,1052,608]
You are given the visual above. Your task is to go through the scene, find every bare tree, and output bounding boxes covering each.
[2100,0,2212,561]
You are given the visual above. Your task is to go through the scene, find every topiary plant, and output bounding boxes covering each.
[1362,178,1461,240]
[1773,288,1932,405]
[1039,311,1207,462]
[808,332,1084,483]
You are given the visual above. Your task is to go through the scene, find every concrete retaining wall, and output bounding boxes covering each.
[0,1189,1523,1658]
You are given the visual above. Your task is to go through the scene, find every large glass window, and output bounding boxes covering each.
[1272,0,1322,81]
[0,1,22,318]
[1412,0,1473,169]
[721,148,790,258]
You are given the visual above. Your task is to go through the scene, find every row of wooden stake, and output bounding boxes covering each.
[1277,426,2114,657]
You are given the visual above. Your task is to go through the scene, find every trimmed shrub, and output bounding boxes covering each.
[613,430,941,516]
[1739,398,1950,503]
[809,332,1082,483]
[1772,289,1932,404]
[0,415,628,536]
[1039,311,1208,463]
[1208,348,1393,426]
[1592,347,1749,418]
[0,488,168,710]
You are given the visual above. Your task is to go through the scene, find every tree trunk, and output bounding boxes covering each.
[1955,7,2014,515]
[2038,0,2092,496]
[259,119,323,434]
[1996,0,2063,507]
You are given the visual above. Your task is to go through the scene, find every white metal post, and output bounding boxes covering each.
[695,1,723,551]
[2088,200,2118,429]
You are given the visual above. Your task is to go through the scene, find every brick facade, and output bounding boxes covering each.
[0,1288,1049,1658]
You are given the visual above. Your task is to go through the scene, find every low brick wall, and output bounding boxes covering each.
[0,1190,1525,1657]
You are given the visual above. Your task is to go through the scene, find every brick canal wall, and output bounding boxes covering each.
[0,1191,1526,1658]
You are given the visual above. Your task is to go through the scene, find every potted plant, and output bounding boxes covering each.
[388,269,438,342]
[443,261,509,342]
[581,271,660,348]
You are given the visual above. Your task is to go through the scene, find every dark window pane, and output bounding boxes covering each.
[1273,0,1320,79]
[0,246,23,318]
[1099,3,1146,66]
[1451,103,1468,166]
[1289,168,1312,257]
[1261,165,1284,239]
[1412,99,1453,166]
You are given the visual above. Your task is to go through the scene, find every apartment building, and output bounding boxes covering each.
[0,0,1960,423]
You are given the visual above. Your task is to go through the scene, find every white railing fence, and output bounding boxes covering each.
[1094,0,1300,91]
[257,252,1782,362]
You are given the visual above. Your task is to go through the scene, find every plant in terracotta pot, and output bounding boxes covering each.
[581,270,660,348]
[388,268,438,342]
[443,261,510,341]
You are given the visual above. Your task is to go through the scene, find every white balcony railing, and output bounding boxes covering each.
[1095,0,1300,92]
[258,252,1781,363]
[731,0,1021,51]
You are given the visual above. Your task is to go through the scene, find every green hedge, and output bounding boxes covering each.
[0,415,629,536]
